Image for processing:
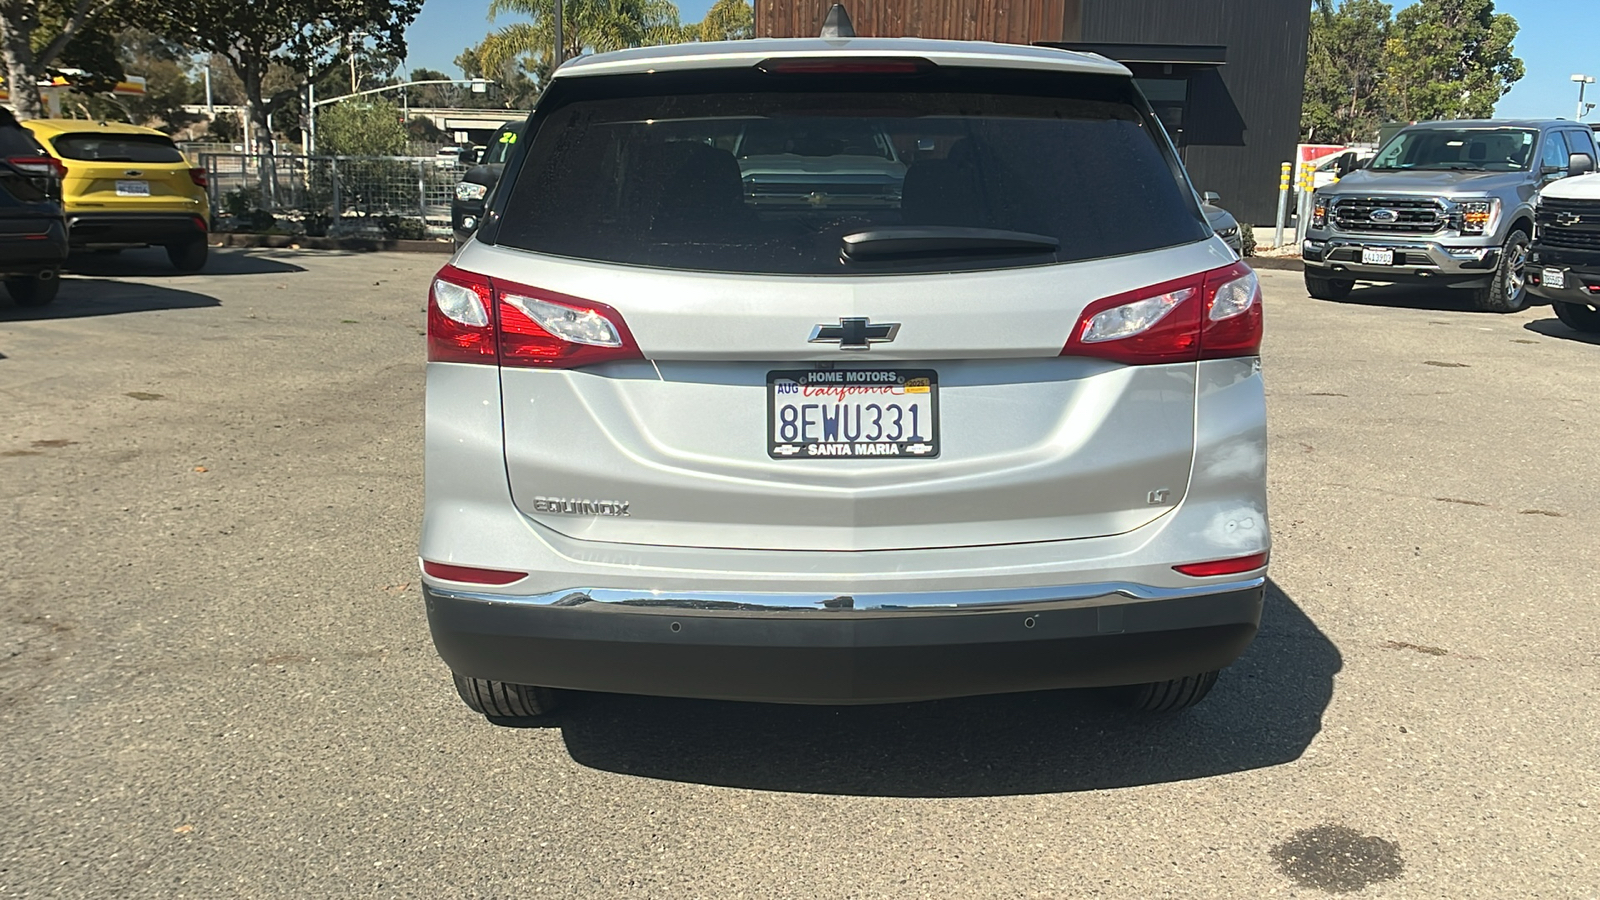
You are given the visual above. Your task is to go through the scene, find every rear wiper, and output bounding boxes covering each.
[841,227,1059,262]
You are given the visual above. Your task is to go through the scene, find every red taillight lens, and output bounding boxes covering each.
[421,560,528,585]
[758,57,934,75]
[426,265,642,369]
[1173,551,1269,578]
[495,280,642,369]
[1063,273,1204,365]
[428,265,497,363]
[8,155,66,178]
[189,167,208,188]
[1063,262,1263,365]
[1199,262,1263,359]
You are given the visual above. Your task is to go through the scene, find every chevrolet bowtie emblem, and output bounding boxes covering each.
[808,317,899,351]
[1555,212,1582,227]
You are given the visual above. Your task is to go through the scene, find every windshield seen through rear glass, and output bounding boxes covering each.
[1369,128,1537,172]
[50,133,184,163]
[492,67,1207,275]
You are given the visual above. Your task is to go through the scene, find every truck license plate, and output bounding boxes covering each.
[768,369,939,460]
[1543,268,1566,290]
[1361,247,1394,266]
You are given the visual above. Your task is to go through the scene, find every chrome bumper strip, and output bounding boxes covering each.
[423,576,1267,614]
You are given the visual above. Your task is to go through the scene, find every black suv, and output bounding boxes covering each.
[451,122,524,245]
[0,109,68,306]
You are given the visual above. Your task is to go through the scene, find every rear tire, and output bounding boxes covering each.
[5,270,60,306]
[166,236,208,273]
[1304,272,1354,300]
[452,673,560,718]
[1124,671,1220,712]
[1552,299,1600,333]
[1472,229,1530,312]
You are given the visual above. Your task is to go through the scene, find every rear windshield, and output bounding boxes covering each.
[0,125,45,157]
[492,66,1207,274]
[50,133,184,163]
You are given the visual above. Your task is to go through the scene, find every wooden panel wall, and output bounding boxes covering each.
[755,0,1071,44]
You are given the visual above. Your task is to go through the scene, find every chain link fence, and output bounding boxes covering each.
[198,153,467,239]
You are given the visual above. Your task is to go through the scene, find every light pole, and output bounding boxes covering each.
[1574,74,1596,122]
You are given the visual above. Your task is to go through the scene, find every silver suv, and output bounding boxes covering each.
[421,38,1269,719]
[1303,119,1600,311]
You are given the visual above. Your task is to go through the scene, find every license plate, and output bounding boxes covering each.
[1543,267,1566,290]
[115,180,150,197]
[768,369,939,459]
[1361,247,1394,266]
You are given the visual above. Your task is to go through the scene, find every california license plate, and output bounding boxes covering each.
[1543,267,1566,290]
[768,369,939,459]
[1361,247,1394,266]
[115,180,150,197]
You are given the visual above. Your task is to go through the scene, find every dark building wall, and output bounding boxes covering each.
[754,0,1309,225]
[1080,1,1310,224]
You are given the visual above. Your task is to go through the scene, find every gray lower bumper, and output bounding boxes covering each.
[1304,235,1498,284]
[424,578,1265,704]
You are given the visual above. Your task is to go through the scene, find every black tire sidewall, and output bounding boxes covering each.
[1553,300,1600,332]
[1478,230,1530,312]
[5,271,60,306]
[167,237,208,273]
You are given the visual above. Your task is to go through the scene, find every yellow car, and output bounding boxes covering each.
[22,119,210,272]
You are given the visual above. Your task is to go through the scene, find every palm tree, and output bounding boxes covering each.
[477,0,688,76]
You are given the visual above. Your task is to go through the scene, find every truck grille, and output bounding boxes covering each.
[1331,197,1445,234]
[1536,197,1600,252]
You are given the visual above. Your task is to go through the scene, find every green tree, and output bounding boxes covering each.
[0,0,133,118]
[148,0,422,154]
[316,96,405,155]
[477,0,686,77]
[1301,0,1392,143]
[114,29,198,129]
[691,0,752,41]
[1383,0,1523,121]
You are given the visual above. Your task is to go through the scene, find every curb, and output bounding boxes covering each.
[214,233,455,254]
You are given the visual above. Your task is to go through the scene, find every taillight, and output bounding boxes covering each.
[758,57,934,75]
[1174,551,1269,577]
[421,560,528,585]
[189,167,208,188]
[428,265,496,363]
[7,156,66,178]
[427,265,642,368]
[1063,262,1262,364]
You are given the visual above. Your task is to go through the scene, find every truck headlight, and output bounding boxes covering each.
[455,182,488,202]
[1312,197,1328,229]
[1458,199,1497,236]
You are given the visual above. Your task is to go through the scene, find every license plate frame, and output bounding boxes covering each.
[767,368,940,460]
[1543,267,1566,290]
[1361,247,1395,266]
[115,180,150,197]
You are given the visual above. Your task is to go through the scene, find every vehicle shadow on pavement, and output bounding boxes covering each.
[1314,283,1495,313]
[549,580,1341,797]
[64,247,307,278]
[1523,318,1600,346]
[0,277,220,321]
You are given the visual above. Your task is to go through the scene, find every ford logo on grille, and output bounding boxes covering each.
[1369,208,1399,223]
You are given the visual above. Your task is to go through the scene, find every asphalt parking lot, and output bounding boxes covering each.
[1,249,1596,898]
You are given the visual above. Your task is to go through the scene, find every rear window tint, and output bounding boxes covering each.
[494,67,1207,274]
[50,133,184,163]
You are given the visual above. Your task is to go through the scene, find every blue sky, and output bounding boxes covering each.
[404,0,1597,121]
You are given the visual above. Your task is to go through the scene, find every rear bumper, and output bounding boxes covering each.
[66,212,207,247]
[0,218,68,271]
[425,579,1264,704]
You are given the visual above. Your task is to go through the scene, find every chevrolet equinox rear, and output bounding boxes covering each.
[421,38,1270,718]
